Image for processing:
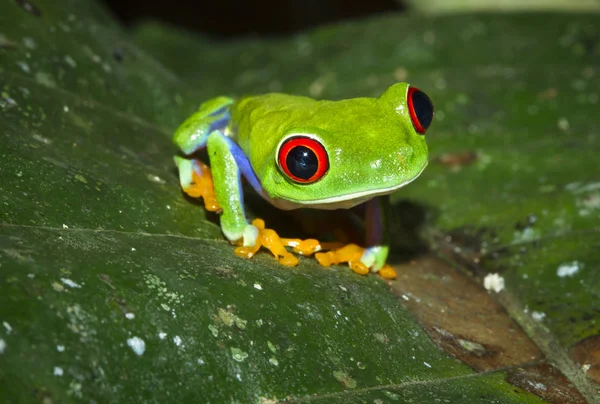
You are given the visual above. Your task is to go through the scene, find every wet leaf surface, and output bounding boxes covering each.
[1,1,599,402]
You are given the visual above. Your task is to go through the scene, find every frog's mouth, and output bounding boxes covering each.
[269,161,428,211]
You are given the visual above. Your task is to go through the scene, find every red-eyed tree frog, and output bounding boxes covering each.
[173,82,434,279]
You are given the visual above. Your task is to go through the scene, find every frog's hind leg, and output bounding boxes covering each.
[360,195,396,279]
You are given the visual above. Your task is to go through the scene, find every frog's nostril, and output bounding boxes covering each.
[397,146,413,166]
[397,153,407,165]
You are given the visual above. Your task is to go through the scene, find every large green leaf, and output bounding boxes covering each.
[0,1,598,402]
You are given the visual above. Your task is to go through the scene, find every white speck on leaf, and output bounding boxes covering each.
[32,133,52,145]
[60,278,81,289]
[147,174,166,184]
[3,322,12,334]
[424,362,432,368]
[22,37,37,49]
[63,106,69,113]
[125,313,135,320]
[57,345,65,352]
[131,247,136,252]
[173,335,182,347]
[253,283,263,290]
[64,55,77,68]
[531,311,546,321]
[558,117,570,131]
[158,332,167,340]
[127,337,146,356]
[557,261,582,277]
[16,61,31,73]
[0,339,6,353]
[231,347,248,362]
[512,226,539,242]
[483,273,505,293]
[527,381,547,391]
[53,366,64,376]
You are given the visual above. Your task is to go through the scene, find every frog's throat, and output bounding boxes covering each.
[269,161,428,211]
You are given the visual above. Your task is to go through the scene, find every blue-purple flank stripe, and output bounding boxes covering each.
[224,136,266,199]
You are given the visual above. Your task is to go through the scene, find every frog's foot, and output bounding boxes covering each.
[315,244,397,279]
[234,219,299,266]
[174,157,221,212]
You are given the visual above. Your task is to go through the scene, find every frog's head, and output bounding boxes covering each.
[261,82,434,210]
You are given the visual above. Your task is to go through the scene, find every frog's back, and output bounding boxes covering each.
[231,93,383,151]
[230,93,316,153]
[231,93,316,133]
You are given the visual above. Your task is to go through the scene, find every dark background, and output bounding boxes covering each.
[101,0,406,38]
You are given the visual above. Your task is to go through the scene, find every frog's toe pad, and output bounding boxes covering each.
[314,244,366,274]
[234,219,299,267]
[378,265,397,280]
[349,261,370,276]
[281,238,322,256]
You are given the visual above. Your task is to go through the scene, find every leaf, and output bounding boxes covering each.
[137,12,600,399]
[402,0,600,13]
[0,1,598,403]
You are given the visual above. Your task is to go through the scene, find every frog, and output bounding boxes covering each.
[173,82,434,279]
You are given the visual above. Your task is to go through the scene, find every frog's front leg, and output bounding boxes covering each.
[206,131,299,266]
[173,96,234,211]
[173,96,234,155]
[315,196,397,279]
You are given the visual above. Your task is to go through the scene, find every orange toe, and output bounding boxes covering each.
[234,219,299,267]
[349,261,369,276]
[281,238,321,256]
[183,162,222,212]
[378,265,397,280]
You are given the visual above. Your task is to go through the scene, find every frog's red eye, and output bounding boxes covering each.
[407,86,434,134]
[277,136,329,184]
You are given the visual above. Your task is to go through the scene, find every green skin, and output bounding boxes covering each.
[173,82,429,272]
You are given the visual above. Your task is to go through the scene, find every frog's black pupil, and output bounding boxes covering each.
[287,146,318,180]
[412,90,434,130]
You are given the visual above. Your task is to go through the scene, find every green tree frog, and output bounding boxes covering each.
[173,82,433,279]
